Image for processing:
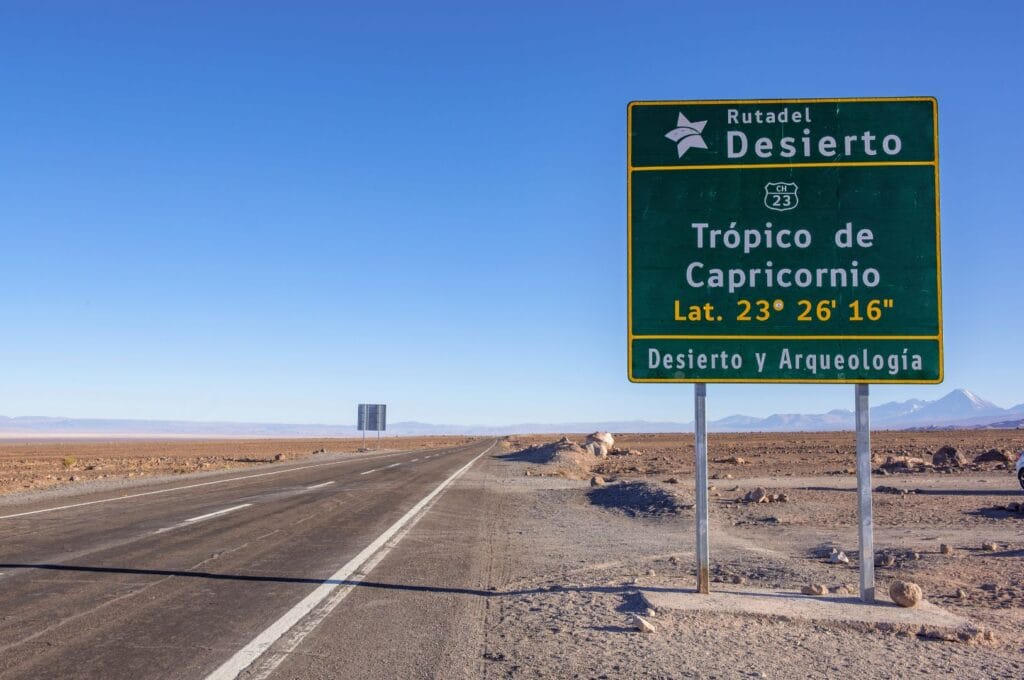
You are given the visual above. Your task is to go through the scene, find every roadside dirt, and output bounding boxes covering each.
[481,430,1024,678]
[0,436,478,495]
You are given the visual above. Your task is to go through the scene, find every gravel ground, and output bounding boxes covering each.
[478,434,1024,679]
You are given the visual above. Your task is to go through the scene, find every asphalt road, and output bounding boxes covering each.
[0,439,500,679]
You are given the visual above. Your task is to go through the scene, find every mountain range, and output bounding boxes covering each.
[0,389,1021,438]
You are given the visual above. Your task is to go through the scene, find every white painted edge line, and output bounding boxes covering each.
[203,441,495,680]
[245,504,423,680]
[305,481,335,490]
[410,458,419,462]
[185,504,253,524]
[385,463,400,469]
[358,469,377,476]
[0,445,470,521]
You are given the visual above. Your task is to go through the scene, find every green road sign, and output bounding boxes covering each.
[628,97,941,383]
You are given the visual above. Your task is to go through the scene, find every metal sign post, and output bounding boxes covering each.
[357,403,387,449]
[694,383,710,593]
[855,384,875,602]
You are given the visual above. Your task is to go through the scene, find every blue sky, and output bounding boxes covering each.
[1,1,1022,425]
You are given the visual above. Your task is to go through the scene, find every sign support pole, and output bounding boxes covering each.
[694,383,710,594]
[855,383,875,602]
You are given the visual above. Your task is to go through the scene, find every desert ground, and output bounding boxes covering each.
[480,429,1024,677]
[0,435,476,496]
[2,430,1023,678]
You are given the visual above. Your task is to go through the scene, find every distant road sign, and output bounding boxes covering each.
[628,97,941,383]
[357,404,387,431]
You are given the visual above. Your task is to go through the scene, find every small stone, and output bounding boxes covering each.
[646,569,656,576]
[644,607,657,617]
[632,614,656,633]
[664,477,679,484]
[668,556,680,565]
[956,588,968,600]
[730,574,746,585]
[829,549,850,565]
[70,475,79,482]
[940,544,954,555]
[834,585,852,595]
[877,554,896,567]
[777,493,789,503]
[744,487,770,504]
[911,551,922,561]
[889,580,923,607]
[724,474,734,480]
[801,583,829,596]
[274,453,285,462]
[982,542,999,551]
[590,475,605,487]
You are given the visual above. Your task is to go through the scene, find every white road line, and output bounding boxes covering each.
[0,447,465,521]
[185,504,252,523]
[305,481,335,490]
[410,458,419,462]
[358,469,377,476]
[204,442,495,680]
[385,463,400,469]
[153,503,254,535]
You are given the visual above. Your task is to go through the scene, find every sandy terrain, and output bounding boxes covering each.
[476,430,1024,678]
[0,436,478,495]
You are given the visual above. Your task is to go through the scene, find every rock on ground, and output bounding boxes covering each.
[973,448,1015,464]
[932,445,967,467]
[585,431,615,449]
[829,549,850,564]
[801,584,829,596]
[744,487,769,503]
[889,580,923,607]
[632,614,656,633]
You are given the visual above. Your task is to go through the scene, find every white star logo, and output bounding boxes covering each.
[665,112,708,158]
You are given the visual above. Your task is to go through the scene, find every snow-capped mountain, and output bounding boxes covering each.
[707,389,1019,432]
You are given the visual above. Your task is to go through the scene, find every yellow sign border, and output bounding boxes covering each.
[627,96,942,384]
